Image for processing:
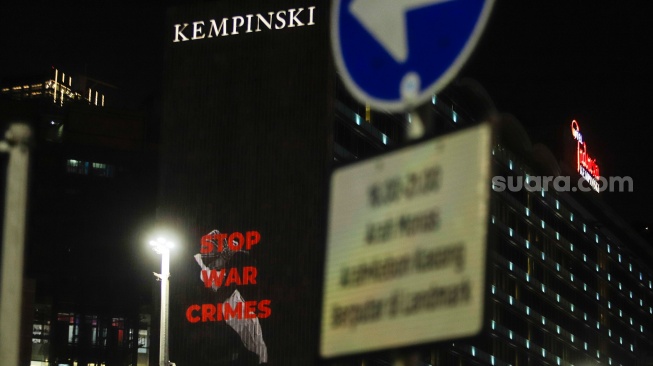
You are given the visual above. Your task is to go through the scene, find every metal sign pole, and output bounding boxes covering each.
[160,249,170,366]
[0,123,31,366]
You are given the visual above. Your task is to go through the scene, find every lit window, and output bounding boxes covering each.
[67,159,88,175]
[90,162,115,177]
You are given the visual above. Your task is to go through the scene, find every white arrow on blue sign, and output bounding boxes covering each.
[332,0,494,112]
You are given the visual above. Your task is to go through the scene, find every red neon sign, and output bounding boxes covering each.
[571,120,600,191]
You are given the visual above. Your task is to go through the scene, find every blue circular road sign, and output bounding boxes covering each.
[332,0,494,112]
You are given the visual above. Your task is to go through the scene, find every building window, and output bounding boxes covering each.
[138,329,149,353]
[57,313,79,345]
[66,159,115,177]
[67,159,88,175]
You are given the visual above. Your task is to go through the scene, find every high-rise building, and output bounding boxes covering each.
[1,67,158,366]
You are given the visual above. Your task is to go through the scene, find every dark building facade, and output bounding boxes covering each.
[1,67,158,366]
[160,1,331,365]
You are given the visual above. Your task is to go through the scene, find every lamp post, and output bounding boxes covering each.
[149,237,174,366]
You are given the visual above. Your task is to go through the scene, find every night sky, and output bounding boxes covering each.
[1,1,652,224]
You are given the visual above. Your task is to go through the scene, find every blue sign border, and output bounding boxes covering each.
[331,0,495,112]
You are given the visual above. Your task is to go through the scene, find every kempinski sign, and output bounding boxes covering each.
[173,6,317,42]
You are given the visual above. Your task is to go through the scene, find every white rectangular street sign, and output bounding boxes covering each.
[321,123,492,358]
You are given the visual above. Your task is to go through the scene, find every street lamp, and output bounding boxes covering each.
[149,237,174,366]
